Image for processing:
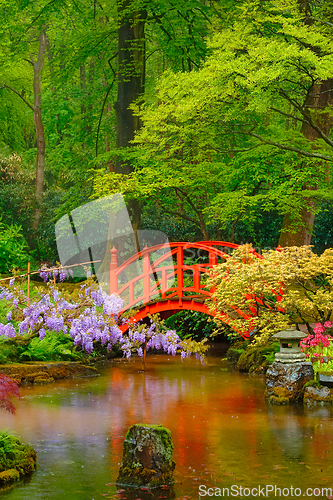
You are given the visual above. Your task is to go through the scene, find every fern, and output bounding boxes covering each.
[20,333,81,362]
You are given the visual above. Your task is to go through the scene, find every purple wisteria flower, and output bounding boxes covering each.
[39,269,51,282]
[59,269,67,282]
[0,323,16,338]
[0,279,205,362]
[39,328,46,340]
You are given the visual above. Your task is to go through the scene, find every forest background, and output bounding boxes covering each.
[1,0,333,272]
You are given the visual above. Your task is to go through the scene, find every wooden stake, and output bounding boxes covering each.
[142,339,147,371]
[27,262,30,305]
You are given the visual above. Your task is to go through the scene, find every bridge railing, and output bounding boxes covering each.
[109,242,235,312]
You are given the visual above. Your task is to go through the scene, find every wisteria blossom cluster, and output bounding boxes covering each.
[39,267,73,283]
[123,320,206,363]
[0,274,207,363]
[300,322,332,365]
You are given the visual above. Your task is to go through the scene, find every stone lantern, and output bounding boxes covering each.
[272,328,308,364]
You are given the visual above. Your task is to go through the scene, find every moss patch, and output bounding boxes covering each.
[117,424,175,488]
[0,362,98,385]
[303,386,333,405]
[0,432,36,487]
[227,347,245,364]
[0,469,20,485]
[303,379,320,389]
[265,386,292,405]
[236,346,271,373]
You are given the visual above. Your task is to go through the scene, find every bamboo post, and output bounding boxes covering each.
[27,262,30,305]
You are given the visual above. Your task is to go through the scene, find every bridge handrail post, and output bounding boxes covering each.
[110,246,119,295]
[142,245,150,303]
[209,250,217,266]
[177,245,183,297]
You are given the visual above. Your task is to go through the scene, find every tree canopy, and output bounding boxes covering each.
[1,0,333,262]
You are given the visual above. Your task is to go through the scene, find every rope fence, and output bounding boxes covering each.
[0,260,103,305]
[0,260,102,283]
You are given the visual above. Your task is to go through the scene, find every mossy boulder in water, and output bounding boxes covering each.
[265,361,314,402]
[116,424,175,488]
[0,432,37,487]
[304,386,333,405]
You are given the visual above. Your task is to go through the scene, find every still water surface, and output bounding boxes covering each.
[0,348,333,499]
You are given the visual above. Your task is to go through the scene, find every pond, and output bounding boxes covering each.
[0,346,333,499]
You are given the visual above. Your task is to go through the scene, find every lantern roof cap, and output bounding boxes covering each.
[273,328,308,340]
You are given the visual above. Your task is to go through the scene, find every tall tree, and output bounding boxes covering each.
[93,0,333,245]
[0,25,47,243]
[114,0,146,230]
[31,30,47,235]
[279,0,333,246]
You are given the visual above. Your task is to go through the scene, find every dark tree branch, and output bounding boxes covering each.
[231,129,333,161]
[279,90,333,149]
[270,106,310,125]
[26,0,58,32]
[159,203,201,227]
[0,83,34,111]
[96,77,116,156]
[249,132,333,160]
[23,58,34,66]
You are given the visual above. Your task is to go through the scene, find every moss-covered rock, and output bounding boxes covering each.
[265,361,314,402]
[0,469,20,485]
[116,424,175,488]
[303,386,333,405]
[227,341,279,374]
[303,379,320,389]
[0,362,98,385]
[265,386,292,405]
[227,347,244,364]
[0,432,37,487]
[236,347,268,373]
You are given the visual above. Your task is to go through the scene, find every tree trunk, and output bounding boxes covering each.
[31,30,47,238]
[114,1,146,231]
[279,79,333,247]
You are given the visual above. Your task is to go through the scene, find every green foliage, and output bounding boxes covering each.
[0,332,82,364]
[262,343,280,365]
[164,311,216,340]
[207,245,333,342]
[0,219,31,273]
[0,432,21,457]
[92,0,333,244]
[231,341,278,372]
[2,0,333,259]
[0,338,23,365]
[19,333,82,362]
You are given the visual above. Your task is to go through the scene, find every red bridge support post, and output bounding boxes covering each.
[177,246,183,299]
[110,246,118,295]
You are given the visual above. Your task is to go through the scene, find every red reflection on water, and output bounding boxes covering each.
[107,356,266,472]
[0,352,332,497]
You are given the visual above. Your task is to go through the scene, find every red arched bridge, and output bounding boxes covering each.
[109,241,262,338]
